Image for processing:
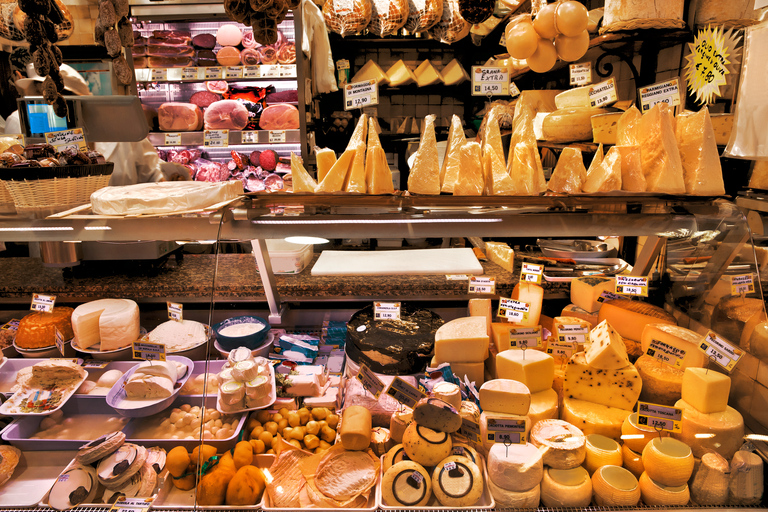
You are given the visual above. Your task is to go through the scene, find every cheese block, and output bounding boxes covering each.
[484,145,517,195]
[434,317,489,363]
[585,433,623,475]
[570,276,615,313]
[487,478,540,508]
[542,108,609,142]
[616,145,646,192]
[621,411,669,453]
[639,471,690,506]
[582,143,622,192]
[530,419,585,469]
[413,397,461,433]
[479,379,531,415]
[480,411,531,452]
[487,442,543,492]
[381,460,432,507]
[386,59,417,87]
[622,444,644,478]
[642,437,694,486]
[351,60,389,86]
[367,146,395,194]
[675,107,725,195]
[541,467,591,507]
[591,465,641,507]
[453,141,484,195]
[402,422,452,466]
[339,405,372,450]
[407,115,440,195]
[510,143,544,195]
[681,367,730,413]
[617,105,641,146]
[431,456,483,507]
[496,349,554,393]
[640,324,707,369]
[548,147,587,194]
[414,60,444,87]
[690,452,729,506]
[490,322,513,353]
[440,115,465,193]
[343,114,368,193]
[637,102,686,194]
[673,399,744,460]
[712,295,765,345]
[552,316,591,353]
[728,451,763,506]
[564,352,641,410]
[561,304,598,327]
[585,320,630,369]
[598,299,676,357]
[710,113,733,145]
[591,112,621,144]
[71,298,140,351]
[315,147,337,183]
[485,242,515,272]
[450,443,481,466]
[383,444,411,472]
[390,409,412,444]
[442,58,469,86]
[555,86,591,109]
[315,148,356,192]
[528,388,559,426]
[290,152,317,193]
[468,298,492,337]
[510,281,543,327]
[432,381,461,410]
[561,397,630,440]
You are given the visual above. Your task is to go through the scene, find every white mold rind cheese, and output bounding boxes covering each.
[381,460,432,507]
[591,465,641,507]
[541,467,592,508]
[431,455,484,507]
[728,451,764,506]
[530,419,585,469]
[488,478,540,508]
[402,422,453,467]
[690,452,729,506]
[487,442,543,492]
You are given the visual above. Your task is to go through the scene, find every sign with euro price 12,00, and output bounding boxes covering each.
[472,67,510,96]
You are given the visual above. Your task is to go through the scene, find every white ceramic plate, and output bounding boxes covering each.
[106,356,193,418]
[0,370,87,416]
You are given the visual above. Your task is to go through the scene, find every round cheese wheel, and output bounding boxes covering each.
[390,408,412,445]
[635,355,684,406]
[561,397,630,440]
[487,442,543,492]
[621,412,669,453]
[528,388,559,426]
[48,465,99,510]
[402,422,452,467]
[530,419,585,469]
[672,399,744,460]
[639,471,690,506]
[450,443,481,466]
[591,465,640,507]
[621,443,645,478]
[642,437,693,487]
[216,24,243,46]
[584,434,623,475]
[431,455,484,507]
[542,108,610,142]
[488,477,540,508]
[383,444,410,473]
[541,467,591,507]
[216,46,241,67]
[381,460,432,507]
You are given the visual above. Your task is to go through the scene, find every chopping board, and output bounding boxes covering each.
[311,248,484,276]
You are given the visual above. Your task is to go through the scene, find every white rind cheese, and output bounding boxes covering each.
[72,299,140,351]
[479,379,531,415]
[530,419,585,469]
[487,442,543,492]
[728,451,763,506]
[432,382,461,410]
[541,467,592,507]
[690,452,729,506]
[672,399,744,460]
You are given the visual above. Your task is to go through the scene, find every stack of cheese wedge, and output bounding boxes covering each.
[531,419,591,507]
[351,59,468,87]
[638,437,693,505]
[491,349,558,426]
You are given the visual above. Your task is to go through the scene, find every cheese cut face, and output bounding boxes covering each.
[441,361,485,386]
[343,114,368,193]
[407,115,440,195]
[485,242,515,272]
[430,456,483,507]
[316,148,356,192]
[561,304,598,327]
[496,349,554,393]
[527,388,559,426]
[352,60,390,85]
[434,317,489,363]
[561,397,631,440]
[487,442,543,492]
[510,281,543,327]
[414,60,444,87]
[541,467,592,507]
[598,298,676,346]
[290,153,317,193]
[585,320,630,369]
[681,367,730,413]
[637,102,686,194]
[530,419,586,469]
[442,58,469,86]
[484,145,517,195]
[381,460,432,507]
[582,143,622,192]
[71,298,140,351]
[555,85,591,109]
[479,379,531,415]
[386,59,417,87]
[673,399,744,460]
[591,112,621,144]
[440,115,466,193]
[564,352,641,410]
[570,276,615,313]
[453,141,484,195]
[616,145,646,192]
[481,114,505,184]
[315,147,337,183]
[367,147,395,194]
[640,323,707,369]
[553,316,591,352]
[676,107,725,195]
[510,142,543,195]
[617,105,642,146]
[468,298,492,337]
[548,147,586,194]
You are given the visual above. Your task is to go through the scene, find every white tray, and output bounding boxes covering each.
[311,248,483,276]
[0,450,77,507]
[0,358,84,396]
[71,326,148,360]
[0,369,87,416]
[106,356,193,417]
[216,364,276,414]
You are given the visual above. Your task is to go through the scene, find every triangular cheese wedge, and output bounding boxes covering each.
[414,60,444,87]
[507,103,546,193]
[343,114,368,193]
[588,143,604,175]
[675,107,725,195]
[441,115,466,193]
[351,60,390,86]
[442,59,469,86]
[485,145,517,195]
[548,147,586,194]
[364,116,383,192]
[481,114,505,181]
[509,142,541,195]
[290,153,317,193]
[582,145,622,193]
[637,103,686,194]
[615,145,646,192]
[315,148,337,183]
[617,105,641,146]
[368,146,395,194]
[316,148,356,192]
[454,141,484,195]
[407,115,441,195]
[386,60,417,87]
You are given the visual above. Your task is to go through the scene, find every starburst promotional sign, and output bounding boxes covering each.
[684,26,741,105]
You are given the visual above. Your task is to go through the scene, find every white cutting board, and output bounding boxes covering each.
[311,248,483,276]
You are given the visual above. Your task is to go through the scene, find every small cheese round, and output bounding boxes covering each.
[383,444,410,473]
[389,408,412,444]
[487,442,543,492]
[584,434,623,475]
[487,477,540,508]
[431,456,483,507]
[639,471,690,506]
[591,465,641,507]
[381,460,431,507]
[642,437,694,487]
[621,443,644,478]
[530,419,585,469]
[450,443,481,466]
[402,422,452,467]
[370,427,394,457]
[433,381,461,410]
[541,467,591,507]
[621,412,669,453]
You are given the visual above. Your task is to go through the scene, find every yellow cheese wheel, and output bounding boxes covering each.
[542,108,610,143]
[634,355,684,406]
[620,412,669,453]
[591,465,640,507]
[641,437,694,487]
[672,399,744,460]
[584,434,623,475]
[541,467,592,507]
[621,444,644,478]
[561,397,630,441]
[381,460,432,507]
[638,471,690,506]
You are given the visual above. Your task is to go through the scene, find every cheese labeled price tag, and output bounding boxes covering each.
[269,130,286,143]
[639,77,681,112]
[646,338,685,368]
[81,359,109,369]
[110,496,154,512]
[468,276,495,295]
[204,129,229,147]
[132,341,166,362]
[588,77,618,108]
[615,275,649,296]
[167,302,183,322]
[521,262,543,284]
[374,301,401,321]
[446,274,469,281]
[224,66,243,79]
[344,79,379,111]
[556,323,588,345]
[508,326,542,348]
[30,293,56,313]
[498,298,530,323]
[486,418,526,444]
[356,363,385,399]
[181,67,198,80]
[164,133,181,146]
[459,417,481,443]
[546,340,575,359]
[637,401,682,432]
[570,62,592,85]
[243,65,260,79]
[241,131,259,144]
[386,376,426,409]
[261,65,280,78]
[730,274,755,295]
[204,67,223,79]
[1,319,19,331]
[45,128,87,152]
[55,327,65,356]
[151,68,168,81]
[597,290,623,304]
[699,331,744,371]
[471,66,510,96]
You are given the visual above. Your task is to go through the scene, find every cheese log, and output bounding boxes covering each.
[621,412,669,453]
[675,107,725,195]
[510,281,543,327]
[598,299,676,357]
[585,433,623,475]
[530,419,585,469]
[484,145,518,195]
[453,141,484,195]
[430,456,483,507]
[640,324,707,369]
[638,471,690,506]
[402,422,452,466]
[548,147,586,194]
[591,465,640,507]
[570,276,615,313]
[728,451,763,506]
[690,452,729,506]
[487,442,543,492]
[561,304,598,327]
[71,298,140,351]
[561,397,630,440]
[440,114,466,193]
[635,355,683,406]
[290,153,317,192]
[616,145,646,192]
[681,367,730,413]
[407,114,440,194]
[432,381,461,410]
[642,437,694,487]
[442,58,469,86]
[637,102,686,194]
[541,467,591,507]
[582,143,622,192]
[480,411,531,452]
[315,147,336,183]
[390,409,412,444]
[351,60,389,85]
[386,59,416,87]
[413,397,461,433]
[487,478,540,508]
[622,444,644,478]
[480,379,531,415]
[315,148,355,192]
[563,352,641,410]
[381,460,432,507]
[496,349,554,393]
[617,105,641,146]
[672,399,744,460]
[468,298,492,337]
[528,388,559,426]
[434,317,489,363]
[585,320,630,369]
[485,242,515,272]
[339,405,372,450]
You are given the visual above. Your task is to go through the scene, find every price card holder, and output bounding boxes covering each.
[344,79,379,110]
[508,326,542,348]
[386,376,426,409]
[241,131,258,144]
[132,341,166,362]
[637,401,682,432]
[570,62,592,85]
[164,133,181,146]
[546,340,575,359]
[82,359,109,369]
[151,68,168,81]
[698,331,744,371]
[204,67,223,80]
[110,496,154,512]
[224,66,243,79]
[204,129,229,148]
[279,65,297,77]
[521,262,543,284]
[45,128,88,152]
[446,274,468,281]
[509,82,521,97]
[730,274,755,295]
[498,298,530,323]
[181,67,198,80]
[374,301,401,321]
[486,418,526,444]
[167,302,183,322]
[459,417,481,443]
[243,65,260,79]
[261,65,280,78]
[269,130,286,143]
[468,276,495,295]
[357,363,385,399]
[55,327,65,356]
[615,276,648,297]
[588,77,618,108]
[30,293,56,313]
[471,66,510,96]
[639,77,681,112]
[646,338,685,368]
[1,319,19,332]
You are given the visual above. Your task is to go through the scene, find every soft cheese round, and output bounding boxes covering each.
[541,467,591,507]
[487,442,543,492]
[530,419,585,469]
[72,299,140,352]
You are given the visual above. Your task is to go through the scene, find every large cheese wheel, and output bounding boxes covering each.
[641,437,694,487]
[530,419,585,469]
[450,443,481,466]
[621,444,644,478]
[598,299,676,357]
[634,355,683,406]
[621,412,669,453]
[640,324,707,369]
[672,399,744,460]
[402,422,452,467]
[542,108,610,142]
[561,397,630,441]
[639,471,690,506]
[381,460,432,507]
[711,296,764,345]
[486,442,543,492]
[430,456,484,507]
[541,467,591,507]
[413,397,461,433]
[339,405,372,450]
[591,465,641,507]
[584,434,623,475]
[487,478,540,508]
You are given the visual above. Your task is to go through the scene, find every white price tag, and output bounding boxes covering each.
[588,78,618,108]
[615,276,649,296]
[570,62,592,85]
[546,340,575,359]
[646,338,685,368]
[356,363,385,399]
[597,290,623,304]
[468,276,495,294]
[45,128,88,151]
[639,78,681,112]
[241,131,259,144]
[167,301,183,322]
[459,418,481,443]
[471,66,510,96]
[508,326,542,348]
[204,129,229,147]
[446,274,469,281]
[637,401,682,432]
[261,65,280,78]
[132,341,166,362]
[279,65,297,77]
[486,418,526,444]
[521,262,543,284]
[269,130,286,143]
[30,293,56,313]
[109,496,154,512]
[164,133,181,146]
[181,67,198,80]
[699,331,744,371]
[204,67,223,79]
[243,65,261,79]
[556,323,588,345]
[344,79,379,111]
[224,66,243,79]
[374,301,401,321]
[498,298,530,324]
[730,274,755,295]
[151,68,168,81]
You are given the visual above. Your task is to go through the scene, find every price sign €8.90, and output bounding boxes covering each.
[344,80,379,111]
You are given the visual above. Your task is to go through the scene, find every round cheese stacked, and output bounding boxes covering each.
[638,471,690,506]
[431,455,484,507]
[487,442,543,507]
[620,412,668,453]
[402,423,452,467]
[381,460,432,507]
[530,419,585,469]
[71,299,140,352]
[591,465,640,507]
[641,437,693,487]
[621,443,644,478]
[383,444,410,472]
[584,434,623,475]
[389,408,412,444]
[541,467,592,507]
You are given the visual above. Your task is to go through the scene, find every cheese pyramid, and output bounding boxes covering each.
[582,145,621,193]
[616,145,646,192]
[315,147,337,183]
[290,153,317,193]
[588,143,603,174]
[548,147,586,194]
[368,146,395,194]
[414,60,444,87]
[365,116,382,191]
[386,60,417,87]
[316,148,356,192]
[343,114,368,193]
[637,103,686,194]
[442,59,469,86]
[675,107,725,195]
[441,115,466,193]
[454,141,484,195]
[484,145,517,195]
[617,105,641,146]
[407,115,441,195]
[351,60,390,86]
[509,142,542,195]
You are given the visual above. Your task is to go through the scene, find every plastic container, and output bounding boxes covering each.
[252,239,312,274]
[213,315,270,351]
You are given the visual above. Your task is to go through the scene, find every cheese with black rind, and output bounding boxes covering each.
[381,460,432,507]
[413,397,461,433]
[402,422,452,467]
[431,455,484,507]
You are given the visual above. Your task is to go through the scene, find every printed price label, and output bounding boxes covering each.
[730,274,755,295]
[459,417,481,443]
[556,323,588,345]
[181,67,198,80]
[468,276,495,295]
[110,496,154,512]
[243,65,261,79]
[344,79,379,111]
[588,78,618,107]
[45,128,87,151]
[269,130,286,143]
[164,133,181,146]
[356,363,385,399]
[471,66,510,96]
[509,81,521,97]
[498,298,530,323]
[81,359,109,369]
[204,129,229,148]
[150,68,168,81]
[30,293,56,313]
[570,62,592,85]
[597,290,622,303]
[386,376,426,409]
[407,471,423,486]
[224,66,243,79]
[241,131,258,144]
[443,461,457,471]
[279,65,297,78]
[446,274,469,281]
[646,338,685,368]
[167,302,183,322]
[204,67,223,79]
[55,327,65,356]
[637,401,682,432]
[615,276,649,296]
[132,341,166,362]
[521,262,543,284]
[486,418,526,444]
[1,319,19,331]
[639,78,681,112]
[546,340,575,359]
[374,301,401,321]
[699,331,744,371]
[261,65,280,78]
[508,326,542,348]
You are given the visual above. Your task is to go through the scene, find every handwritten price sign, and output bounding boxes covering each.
[472,67,510,96]
[344,80,379,111]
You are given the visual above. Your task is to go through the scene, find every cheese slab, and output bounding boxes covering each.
[315,148,356,192]
[548,147,586,194]
[527,388,559,426]
[440,115,466,193]
[414,60,444,87]
[442,59,469,86]
[343,114,368,193]
[496,349,554,393]
[315,147,337,183]
[617,145,646,192]
[561,304,598,327]
[564,352,641,410]
[485,242,515,272]
[468,298,492,336]
[582,144,621,192]
[430,456,483,507]
[561,397,631,440]
[453,141,484,195]
[617,105,641,146]
[510,281,543,326]
[570,276,615,313]
[675,107,725,195]
[434,316,489,363]
[641,437,694,487]
[479,379,531,414]
[352,60,389,85]
[584,433,623,475]
[484,145,517,195]
[637,102,686,194]
[681,367,730,413]
[585,320,630,369]
[402,422,452,466]
[386,60,417,87]
[290,153,317,193]
[90,181,243,216]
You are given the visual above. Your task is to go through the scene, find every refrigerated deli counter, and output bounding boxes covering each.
[0,194,765,510]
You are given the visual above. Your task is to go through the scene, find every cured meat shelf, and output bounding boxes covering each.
[134,64,298,83]
[147,129,302,147]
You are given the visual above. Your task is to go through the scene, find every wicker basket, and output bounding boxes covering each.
[4,174,112,217]
[0,182,16,213]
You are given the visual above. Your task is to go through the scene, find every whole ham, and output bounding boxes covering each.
[204,100,250,130]
[258,103,299,130]
[158,103,203,131]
